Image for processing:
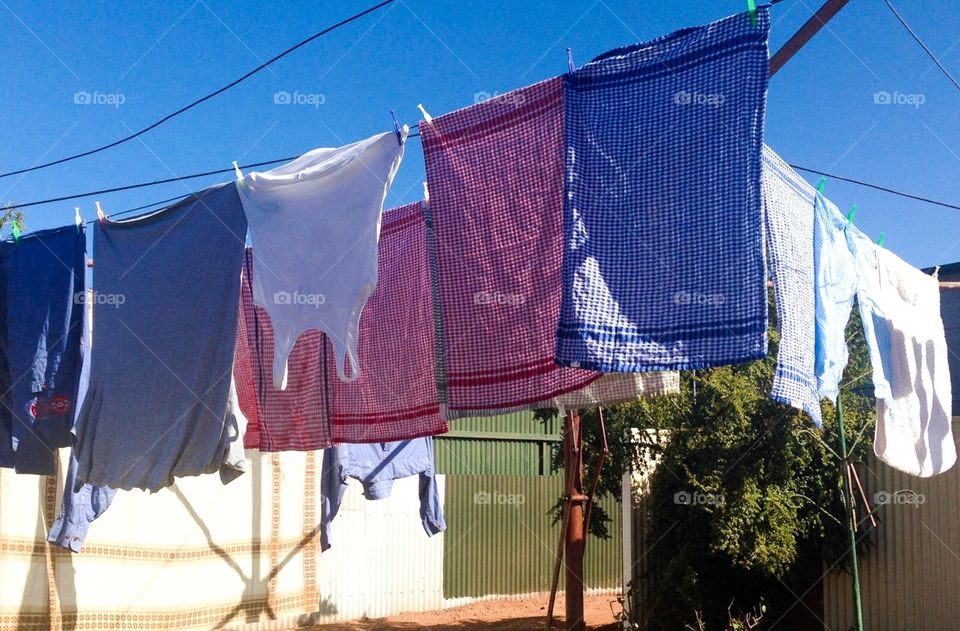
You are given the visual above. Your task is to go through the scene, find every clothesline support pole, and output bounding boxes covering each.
[769,0,851,76]
[563,408,587,631]
[835,395,865,631]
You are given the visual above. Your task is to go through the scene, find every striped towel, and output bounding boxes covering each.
[329,203,449,443]
[555,8,771,372]
[420,77,601,412]
[762,146,821,426]
[234,248,332,451]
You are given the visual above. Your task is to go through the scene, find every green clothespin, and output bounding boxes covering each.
[11,218,20,243]
[817,177,826,193]
[877,232,886,247]
[846,204,857,224]
[747,0,757,26]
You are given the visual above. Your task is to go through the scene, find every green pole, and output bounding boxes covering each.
[836,395,865,631]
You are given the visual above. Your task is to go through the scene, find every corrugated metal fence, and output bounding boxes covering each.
[823,448,960,631]
[442,474,622,599]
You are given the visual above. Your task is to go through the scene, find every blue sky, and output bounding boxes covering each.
[0,0,957,267]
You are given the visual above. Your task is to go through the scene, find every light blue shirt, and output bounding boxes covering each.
[320,438,445,550]
[813,193,858,402]
[845,223,893,401]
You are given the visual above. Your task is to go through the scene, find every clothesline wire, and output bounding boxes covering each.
[0,0,396,180]
[790,165,960,212]
[33,133,960,221]
[884,0,960,92]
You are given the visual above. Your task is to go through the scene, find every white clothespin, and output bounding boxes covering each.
[417,103,434,127]
[933,265,941,280]
[422,181,430,206]
[74,207,82,227]
[233,161,244,181]
[566,47,576,73]
[94,201,106,223]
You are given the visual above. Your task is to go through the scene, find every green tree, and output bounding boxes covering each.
[540,295,875,630]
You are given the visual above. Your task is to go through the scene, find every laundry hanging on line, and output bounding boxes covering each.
[762,146,821,427]
[2,5,955,557]
[328,201,449,443]
[554,7,771,373]
[813,192,859,403]
[420,77,604,414]
[72,183,249,492]
[846,224,956,477]
[0,225,87,475]
[237,129,408,388]
[236,201,449,449]
[234,248,332,452]
[319,437,445,550]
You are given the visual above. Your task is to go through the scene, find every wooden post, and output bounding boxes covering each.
[564,409,587,631]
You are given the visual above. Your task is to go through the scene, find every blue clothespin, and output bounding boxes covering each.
[747,0,757,26]
[566,48,576,73]
[390,110,404,146]
[816,177,826,193]
[877,232,886,247]
[846,204,857,225]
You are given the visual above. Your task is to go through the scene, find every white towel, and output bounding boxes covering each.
[849,227,956,477]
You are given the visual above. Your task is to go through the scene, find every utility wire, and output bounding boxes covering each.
[885,0,960,92]
[791,165,960,212]
[0,0,396,180]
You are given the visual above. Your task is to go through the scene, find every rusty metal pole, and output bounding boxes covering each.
[564,409,587,631]
[769,0,851,77]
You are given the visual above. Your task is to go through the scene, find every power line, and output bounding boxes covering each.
[885,0,960,92]
[0,0,396,180]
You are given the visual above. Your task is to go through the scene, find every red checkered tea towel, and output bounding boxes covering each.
[420,77,600,412]
[329,202,449,443]
[234,248,332,451]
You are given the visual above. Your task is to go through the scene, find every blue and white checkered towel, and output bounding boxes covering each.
[555,8,770,372]
[762,146,822,426]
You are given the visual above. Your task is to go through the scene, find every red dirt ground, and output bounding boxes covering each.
[303,592,621,630]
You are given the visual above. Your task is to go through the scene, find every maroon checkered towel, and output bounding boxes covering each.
[329,202,449,443]
[420,77,600,412]
[234,249,332,451]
